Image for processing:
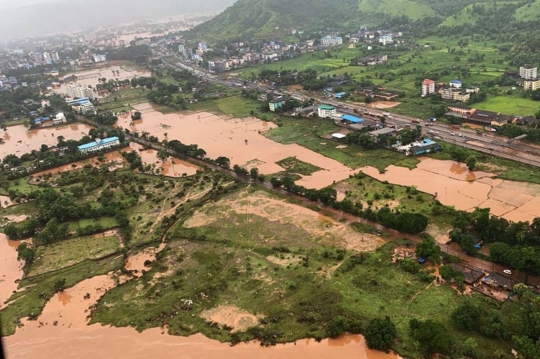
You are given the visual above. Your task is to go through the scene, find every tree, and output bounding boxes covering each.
[54,278,66,292]
[214,156,230,169]
[326,316,347,338]
[416,236,441,263]
[466,155,477,171]
[401,258,421,274]
[452,301,482,329]
[16,243,35,265]
[131,111,142,120]
[157,149,169,162]
[250,167,259,180]
[409,319,453,356]
[364,316,397,352]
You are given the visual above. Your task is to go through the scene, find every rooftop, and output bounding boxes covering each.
[319,105,336,110]
[342,114,364,123]
[422,79,435,85]
[77,137,119,151]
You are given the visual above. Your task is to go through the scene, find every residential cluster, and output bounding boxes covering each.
[422,78,480,102]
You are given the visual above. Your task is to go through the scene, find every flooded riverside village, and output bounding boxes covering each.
[3,1,540,359]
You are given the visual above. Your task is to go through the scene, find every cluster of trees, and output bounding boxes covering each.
[0,128,125,180]
[0,87,39,120]
[257,68,333,91]
[498,123,540,144]
[105,45,151,64]
[269,173,428,235]
[4,185,135,245]
[450,207,540,275]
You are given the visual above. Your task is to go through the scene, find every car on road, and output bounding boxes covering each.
[450,132,456,136]
[458,133,463,137]
[503,269,512,275]
[428,130,435,134]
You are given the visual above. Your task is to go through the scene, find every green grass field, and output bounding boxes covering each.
[275,156,322,175]
[28,234,122,277]
[473,95,540,116]
[89,188,517,358]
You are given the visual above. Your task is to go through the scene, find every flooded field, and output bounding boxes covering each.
[0,123,94,158]
[117,104,357,189]
[55,65,150,98]
[362,158,540,221]
[129,142,200,177]
[4,263,399,359]
[0,234,25,309]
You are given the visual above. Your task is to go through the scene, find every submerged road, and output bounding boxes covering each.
[155,48,540,168]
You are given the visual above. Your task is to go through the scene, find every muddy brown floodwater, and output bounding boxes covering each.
[0,234,25,309]
[3,242,401,359]
[55,65,151,98]
[0,123,94,158]
[362,158,540,221]
[116,105,357,189]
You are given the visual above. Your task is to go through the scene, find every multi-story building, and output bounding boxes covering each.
[42,52,52,65]
[320,35,343,47]
[178,45,186,57]
[421,79,435,97]
[92,54,106,63]
[198,41,208,52]
[439,87,470,102]
[51,51,60,62]
[318,104,337,118]
[523,79,540,91]
[67,84,95,100]
[520,65,537,80]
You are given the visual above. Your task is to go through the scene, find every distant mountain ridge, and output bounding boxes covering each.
[191,0,540,41]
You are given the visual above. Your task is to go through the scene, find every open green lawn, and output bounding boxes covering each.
[67,217,119,232]
[473,95,540,117]
[28,234,122,277]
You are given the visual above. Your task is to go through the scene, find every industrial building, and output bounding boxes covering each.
[77,137,120,154]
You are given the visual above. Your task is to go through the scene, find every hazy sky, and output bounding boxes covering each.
[0,0,236,41]
[0,0,61,9]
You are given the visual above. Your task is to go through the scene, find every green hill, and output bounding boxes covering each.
[440,1,522,27]
[358,0,438,20]
[190,0,540,42]
[515,0,540,21]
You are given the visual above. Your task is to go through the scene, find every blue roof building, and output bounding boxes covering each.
[78,137,121,154]
[34,118,41,125]
[341,114,364,124]
[334,92,347,99]
[42,117,51,122]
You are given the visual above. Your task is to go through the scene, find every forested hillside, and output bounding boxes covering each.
[191,0,540,42]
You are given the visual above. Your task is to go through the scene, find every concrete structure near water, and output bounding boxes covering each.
[77,137,120,154]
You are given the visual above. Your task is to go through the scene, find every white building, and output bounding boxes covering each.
[78,137,120,154]
[178,44,186,57]
[520,65,537,80]
[51,51,60,62]
[379,35,393,46]
[421,79,435,97]
[41,99,50,108]
[93,54,107,63]
[67,84,95,100]
[53,112,67,125]
[321,35,343,47]
[318,105,337,118]
[43,52,52,65]
[449,80,462,89]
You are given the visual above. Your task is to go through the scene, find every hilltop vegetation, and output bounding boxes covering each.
[191,0,540,43]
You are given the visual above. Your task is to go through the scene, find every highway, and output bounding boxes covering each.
[155,48,540,168]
